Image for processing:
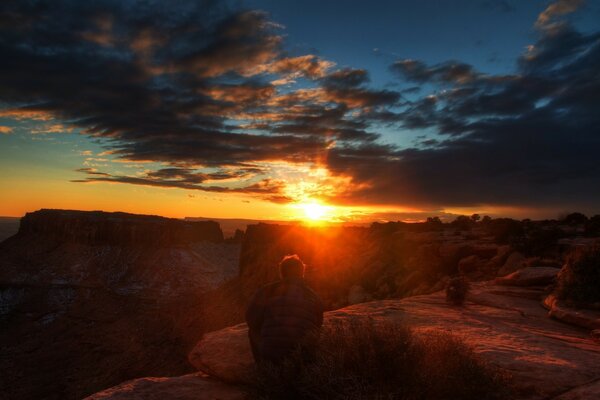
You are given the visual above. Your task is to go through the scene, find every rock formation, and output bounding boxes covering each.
[0,209,239,400]
[84,373,245,400]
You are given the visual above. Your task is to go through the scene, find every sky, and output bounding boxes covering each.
[0,0,599,222]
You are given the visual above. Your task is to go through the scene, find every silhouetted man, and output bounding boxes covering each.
[245,254,324,365]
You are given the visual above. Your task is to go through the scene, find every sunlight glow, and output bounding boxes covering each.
[302,202,330,221]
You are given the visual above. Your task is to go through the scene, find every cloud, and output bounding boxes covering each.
[0,0,598,215]
[535,0,583,30]
[0,126,13,134]
[324,13,600,212]
[73,166,291,203]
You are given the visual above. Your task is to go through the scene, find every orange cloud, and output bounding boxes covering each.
[0,109,53,121]
[535,0,583,29]
[0,126,13,134]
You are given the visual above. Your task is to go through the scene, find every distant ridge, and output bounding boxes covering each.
[185,216,298,238]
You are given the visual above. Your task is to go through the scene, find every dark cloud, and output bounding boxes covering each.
[391,60,480,84]
[1,0,599,214]
[73,166,291,202]
[324,14,600,212]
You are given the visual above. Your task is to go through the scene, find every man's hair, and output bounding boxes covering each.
[279,254,305,279]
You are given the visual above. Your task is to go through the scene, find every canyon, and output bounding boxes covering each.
[1,209,598,399]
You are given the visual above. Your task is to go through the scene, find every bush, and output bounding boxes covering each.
[446,276,470,306]
[249,320,510,400]
[556,245,600,307]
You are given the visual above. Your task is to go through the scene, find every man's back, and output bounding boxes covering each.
[246,278,324,364]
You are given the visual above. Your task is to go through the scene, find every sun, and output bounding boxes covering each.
[292,201,335,224]
[303,202,328,221]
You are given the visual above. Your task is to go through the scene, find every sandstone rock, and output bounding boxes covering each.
[190,283,600,399]
[494,267,560,287]
[497,251,526,276]
[189,324,255,384]
[84,373,246,400]
[19,209,224,245]
[543,294,600,330]
[487,245,512,268]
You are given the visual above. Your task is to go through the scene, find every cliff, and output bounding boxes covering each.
[0,209,238,400]
[19,209,223,245]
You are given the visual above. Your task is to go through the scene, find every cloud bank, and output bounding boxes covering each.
[0,0,598,214]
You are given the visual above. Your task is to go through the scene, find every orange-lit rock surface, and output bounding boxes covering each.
[189,282,600,399]
[543,294,600,330]
[84,373,246,400]
[494,266,561,286]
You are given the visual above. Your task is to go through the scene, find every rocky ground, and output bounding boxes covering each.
[3,210,599,399]
[90,267,600,399]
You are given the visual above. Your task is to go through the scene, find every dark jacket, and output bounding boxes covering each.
[245,278,324,364]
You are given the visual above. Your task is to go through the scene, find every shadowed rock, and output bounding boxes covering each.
[543,294,600,331]
[84,373,246,400]
[495,267,561,286]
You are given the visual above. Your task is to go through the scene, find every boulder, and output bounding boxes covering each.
[189,323,255,384]
[190,283,600,399]
[84,373,246,400]
[543,294,600,330]
[497,251,526,276]
[486,245,512,269]
[494,267,560,287]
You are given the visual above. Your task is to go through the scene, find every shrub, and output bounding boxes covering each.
[446,276,470,306]
[556,245,600,306]
[249,320,510,400]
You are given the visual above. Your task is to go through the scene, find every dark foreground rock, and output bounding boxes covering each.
[84,373,246,400]
[188,282,600,399]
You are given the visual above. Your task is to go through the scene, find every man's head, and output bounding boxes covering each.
[279,254,305,279]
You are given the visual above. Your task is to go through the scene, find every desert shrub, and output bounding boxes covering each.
[562,212,588,226]
[446,276,470,306]
[556,245,600,306]
[450,215,474,231]
[585,215,600,236]
[513,226,565,256]
[249,320,510,400]
[486,218,524,244]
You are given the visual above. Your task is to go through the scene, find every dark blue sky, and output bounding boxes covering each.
[246,0,599,82]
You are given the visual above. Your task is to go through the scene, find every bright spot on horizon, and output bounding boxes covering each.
[300,202,332,222]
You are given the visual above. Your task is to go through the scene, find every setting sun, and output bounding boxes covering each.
[302,202,330,221]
